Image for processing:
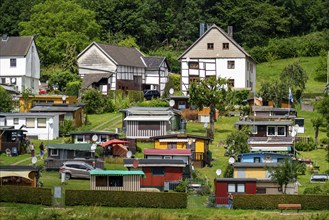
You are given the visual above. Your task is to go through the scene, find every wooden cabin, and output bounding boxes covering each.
[0,166,42,187]
[0,126,26,155]
[151,134,211,168]
[19,95,77,112]
[90,170,144,191]
[124,158,186,191]
[44,143,104,170]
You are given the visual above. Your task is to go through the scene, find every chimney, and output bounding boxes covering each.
[2,34,8,41]
[199,23,205,37]
[227,26,233,38]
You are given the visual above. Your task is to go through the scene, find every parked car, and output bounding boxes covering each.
[144,90,160,100]
[59,161,100,180]
[310,174,329,183]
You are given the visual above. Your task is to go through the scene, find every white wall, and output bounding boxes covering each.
[5,115,59,140]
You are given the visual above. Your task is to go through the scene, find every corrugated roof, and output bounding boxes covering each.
[0,112,63,117]
[144,149,191,156]
[235,121,293,126]
[69,131,118,135]
[0,166,42,171]
[47,144,93,151]
[215,178,258,182]
[150,134,210,140]
[250,146,291,152]
[0,36,33,56]
[90,170,144,176]
[124,115,172,121]
[233,162,279,168]
[97,43,145,67]
[248,136,294,144]
[124,159,186,167]
[30,104,84,112]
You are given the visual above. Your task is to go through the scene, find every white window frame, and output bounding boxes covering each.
[267,126,276,136]
[228,183,236,193]
[13,118,19,125]
[37,118,47,128]
[50,149,58,156]
[237,184,245,193]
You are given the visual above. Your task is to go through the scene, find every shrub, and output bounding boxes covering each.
[303,185,323,195]
[0,186,52,205]
[59,120,74,137]
[175,179,188,192]
[295,142,315,151]
[65,80,81,97]
[233,194,329,210]
[65,190,187,208]
[137,99,169,107]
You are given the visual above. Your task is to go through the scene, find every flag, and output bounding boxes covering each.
[289,88,293,103]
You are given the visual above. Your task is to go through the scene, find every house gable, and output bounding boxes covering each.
[182,27,246,59]
[78,43,117,75]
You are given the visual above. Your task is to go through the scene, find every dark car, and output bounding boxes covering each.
[144,90,160,100]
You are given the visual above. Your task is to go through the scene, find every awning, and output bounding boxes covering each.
[100,139,129,147]
[0,171,32,180]
[251,146,291,152]
[159,139,189,143]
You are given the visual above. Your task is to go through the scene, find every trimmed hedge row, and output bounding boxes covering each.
[234,194,329,210]
[0,186,52,206]
[65,190,187,208]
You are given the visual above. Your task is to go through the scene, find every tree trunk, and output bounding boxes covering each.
[210,104,215,135]
[315,127,319,148]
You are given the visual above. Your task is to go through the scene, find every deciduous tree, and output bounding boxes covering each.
[189,76,230,134]
[0,87,13,112]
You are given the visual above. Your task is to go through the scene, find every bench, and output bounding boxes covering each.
[278,204,302,213]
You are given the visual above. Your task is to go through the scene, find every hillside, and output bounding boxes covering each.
[256,56,326,94]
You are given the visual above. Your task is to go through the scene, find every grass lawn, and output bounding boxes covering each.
[1,202,328,220]
[256,56,326,94]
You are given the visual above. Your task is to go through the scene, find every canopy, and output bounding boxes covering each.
[251,146,291,152]
[0,171,32,180]
[100,139,129,147]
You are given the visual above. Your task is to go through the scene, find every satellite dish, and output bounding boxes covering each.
[62,95,67,101]
[291,130,297,137]
[48,118,53,125]
[169,88,174,95]
[127,151,132,158]
[191,166,195,171]
[169,99,175,107]
[32,157,37,164]
[204,123,208,128]
[228,157,235,164]
[91,144,97,151]
[294,124,300,131]
[92,135,98,142]
[216,169,222,176]
[11,78,16,84]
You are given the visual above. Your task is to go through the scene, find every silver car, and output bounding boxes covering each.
[59,161,98,180]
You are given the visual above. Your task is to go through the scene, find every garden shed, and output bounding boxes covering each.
[90,170,144,191]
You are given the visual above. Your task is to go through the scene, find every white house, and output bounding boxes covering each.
[77,42,169,95]
[0,35,40,94]
[0,113,60,140]
[178,25,256,95]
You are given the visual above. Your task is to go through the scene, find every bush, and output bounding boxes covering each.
[295,142,315,151]
[233,194,329,210]
[175,179,188,192]
[137,99,169,107]
[65,190,187,208]
[59,120,74,136]
[66,80,81,97]
[0,186,52,205]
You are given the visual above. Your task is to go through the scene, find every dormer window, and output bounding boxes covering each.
[223,43,229,50]
[10,58,16,67]
[207,43,214,50]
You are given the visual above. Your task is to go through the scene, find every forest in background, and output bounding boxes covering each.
[1,0,329,71]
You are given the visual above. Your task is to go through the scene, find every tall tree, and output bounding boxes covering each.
[189,76,230,134]
[280,61,308,100]
[311,117,324,147]
[315,95,329,138]
[259,80,289,107]
[0,87,14,112]
[19,0,100,66]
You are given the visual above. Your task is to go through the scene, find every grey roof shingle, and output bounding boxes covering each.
[0,36,33,56]
[233,162,280,168]
[97,43,145,67]
[143,56,165,69]
[82,73,112,89]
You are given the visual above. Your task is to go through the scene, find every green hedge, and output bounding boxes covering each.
[234,194,329,210]
[0,186,52,206]
[65,190,187,208]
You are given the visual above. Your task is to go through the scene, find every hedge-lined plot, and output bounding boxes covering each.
[65,190,187,208]
[234,194,329,210]
[0,186,52,206]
